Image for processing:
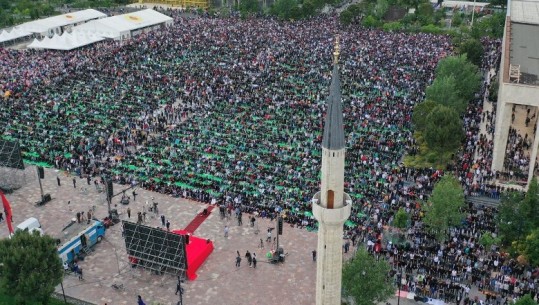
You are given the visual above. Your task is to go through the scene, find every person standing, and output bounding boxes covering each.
[72,177,76,188]
[312,250,317,262]
[78,268,83,280]
[252,253,257,269]
[235,254,241,267]
[161,215,166,227]
[57,176,61,186]
[137,295,146,305]
[259,238,264,248]
[224,226,229,238]
[127,207,131,219]
[245,250,252,267]
[132,190,137,201]
[166,220,170,231]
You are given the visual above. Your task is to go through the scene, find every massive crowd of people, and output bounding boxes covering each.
[1,9,536,304]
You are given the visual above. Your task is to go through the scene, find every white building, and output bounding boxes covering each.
[311,37,352,305]
[492,0,539,187]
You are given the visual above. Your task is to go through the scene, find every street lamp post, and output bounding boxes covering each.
[471,0,477,27]
[397,272,402,305]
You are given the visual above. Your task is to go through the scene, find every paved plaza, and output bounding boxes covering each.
[1,166,321,305]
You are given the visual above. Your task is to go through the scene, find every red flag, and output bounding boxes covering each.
[0,190,14,235]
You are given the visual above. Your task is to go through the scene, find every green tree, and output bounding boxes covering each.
[0,230,63,305]
[422,175,465,242]
[340,9,354,24]
[239,0,260,17]
[523,229,539,267]
[435,55,481,103]
[270,0,300,19]
[519,177,539,230]
[488,0,507,10]
[514,294,538,305]
[423,104,463,152]
[425,76,466,113]
[479,232,501,249]
[342,248,394,305]
[373,0,389,19]
[393,208,409,230]
[412,99,437,132]
[459,39,484,67]
[496,190,527,246]
[399,0,426,10]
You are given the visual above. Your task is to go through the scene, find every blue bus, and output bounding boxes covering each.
[58,219,106,264]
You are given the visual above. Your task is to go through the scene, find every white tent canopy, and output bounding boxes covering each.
[74,9,173,40]
[17,9,107,35]
[27,32,105,51]
[0,28,33,43]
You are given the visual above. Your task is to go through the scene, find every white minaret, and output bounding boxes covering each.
[312,35,352,305]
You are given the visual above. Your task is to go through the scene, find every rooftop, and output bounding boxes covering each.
[511,0,539,24]
[504,0,539,86]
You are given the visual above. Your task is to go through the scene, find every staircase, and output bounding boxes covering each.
[81,246,92,254]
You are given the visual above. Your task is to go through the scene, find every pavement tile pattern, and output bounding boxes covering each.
[1,166,320,305]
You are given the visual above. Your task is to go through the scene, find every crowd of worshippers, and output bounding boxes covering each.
[348,199,538,304]
[2,8,538,303]
[0,12,505,229]
[2,14,455,225]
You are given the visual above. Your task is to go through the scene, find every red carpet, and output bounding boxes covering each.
[172,229,214,281]
[183,206,214,234]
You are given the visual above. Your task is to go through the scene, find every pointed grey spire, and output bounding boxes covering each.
[322,38,345,150]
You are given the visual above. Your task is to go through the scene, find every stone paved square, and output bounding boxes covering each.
[1,166,321,305]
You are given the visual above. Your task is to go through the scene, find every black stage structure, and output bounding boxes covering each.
[0,139,26,192]
[122,220,188,278]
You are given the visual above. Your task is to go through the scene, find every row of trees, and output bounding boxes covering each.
[496,178,539,266]
[236,0,337,19]
[339,0,505,40]
[406,53,481,168]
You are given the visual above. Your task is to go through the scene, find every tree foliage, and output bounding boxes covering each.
[514,294,539,305]
[393,208,409,230]
[479,232,501,249]
[425,76,466,113]
[459,39,484,67]
[238,0,260,17]
[470,12,505,39]
[496,190,527,246]
[422,175,465,242]
[523,229,539,267]
[412,99,437,132]
[0,230,63,305]
[435,55,481,104]
[342,248,394,305]
[423,104,463,153]
[496,177,539,264]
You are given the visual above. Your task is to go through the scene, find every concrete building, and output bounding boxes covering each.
[312,36,352,305]
[492,0,539,187]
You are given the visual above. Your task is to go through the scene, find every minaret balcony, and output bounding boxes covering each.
[311,192,352,225]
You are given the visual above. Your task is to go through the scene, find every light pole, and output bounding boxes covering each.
[177,275,184,305]
[397,271,403,305]
[471,0,477,27]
